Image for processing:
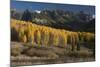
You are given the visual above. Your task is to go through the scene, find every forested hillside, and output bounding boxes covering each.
[11,9,95,32]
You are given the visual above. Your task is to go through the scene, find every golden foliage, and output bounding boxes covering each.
[11,19,95,47]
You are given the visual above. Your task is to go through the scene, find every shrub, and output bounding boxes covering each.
[67,51,93,58]
[11,45,22,56]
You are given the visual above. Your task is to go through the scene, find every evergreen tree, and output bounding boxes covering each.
[21,9,32,21]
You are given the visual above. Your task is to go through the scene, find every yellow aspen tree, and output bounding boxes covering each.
[22,35,27,43]
[28,31,34,46]
[18,28,24,42]
[31,32,34,45]
[53,32,59,46]
[36,30,41,46]
[62,32,67,48]
[75,33,80,51]
[71,33,76,51]
[49,31,54,46]
[67,32,71,44]
[85,33,93,42]
[44,30,50,46]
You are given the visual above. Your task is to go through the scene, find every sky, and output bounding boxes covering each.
[11,0,95,15]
